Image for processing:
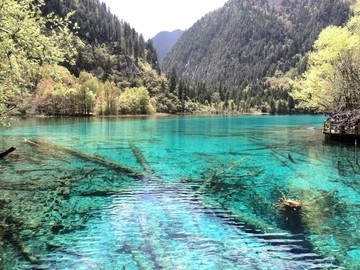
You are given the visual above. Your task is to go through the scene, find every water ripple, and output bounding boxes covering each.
[36,178,340,269]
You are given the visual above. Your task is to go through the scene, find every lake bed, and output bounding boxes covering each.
[0,115,359,269]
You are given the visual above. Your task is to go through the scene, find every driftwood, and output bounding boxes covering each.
[0,178,73,192]
[25,139,143,176]
[276,197,304,232]
[0,146,16,158]
[0,140,146,267]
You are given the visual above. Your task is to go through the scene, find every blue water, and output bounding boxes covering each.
[0,115,359,269]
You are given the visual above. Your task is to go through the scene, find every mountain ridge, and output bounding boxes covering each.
[152,29,183,64]
[162,0,351,112]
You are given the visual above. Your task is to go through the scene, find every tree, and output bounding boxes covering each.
[0,0,79,123]
[178,80,185,112]
[76,72,98,115]
[292,20,360,111]
[103,81,120,115]
[118,87,154,114]
[162,0,350,112]
[169,68,177,94]
[211,92,221,111]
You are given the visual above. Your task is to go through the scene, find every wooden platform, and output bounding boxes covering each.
[323,111,360,142]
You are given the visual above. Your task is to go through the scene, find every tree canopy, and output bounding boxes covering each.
[292,1,360,112]
[162,0,351,113]
[0,0,175,122]
[0,0,79,123]
[0,0,356,120]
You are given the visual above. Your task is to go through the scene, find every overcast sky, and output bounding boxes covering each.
[101,0,228,39]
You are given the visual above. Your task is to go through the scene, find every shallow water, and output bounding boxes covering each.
[0,115,359,269]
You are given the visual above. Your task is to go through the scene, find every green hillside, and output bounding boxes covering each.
[162,0,351,113]
[0,0,185,121]
[42,0,161,84]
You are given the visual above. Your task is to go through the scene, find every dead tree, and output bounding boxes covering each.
[0,147,16,158]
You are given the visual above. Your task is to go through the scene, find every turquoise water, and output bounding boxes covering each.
[0,115,359,269]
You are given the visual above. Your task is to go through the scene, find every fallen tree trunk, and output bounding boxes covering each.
[0,147,16,158]
[128,140,153,174]
[25,139,143,176]
[73,190,125,197]
[0,199,39,265]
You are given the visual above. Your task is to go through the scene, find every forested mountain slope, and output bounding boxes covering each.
[1,0,190,121]
[42,0,160,85]
[162,0,352,112]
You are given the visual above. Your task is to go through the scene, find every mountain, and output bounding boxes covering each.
[25,0,182,116]
[152,29,183,64]
[42,0,161,84]
[162,0,351,112]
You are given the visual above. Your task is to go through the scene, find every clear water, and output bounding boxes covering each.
[0,115,359,269]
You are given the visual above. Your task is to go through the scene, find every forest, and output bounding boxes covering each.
[0,0,185,125]
[292,0,360,112]
[163,0,352,113]
[0,0,359,123]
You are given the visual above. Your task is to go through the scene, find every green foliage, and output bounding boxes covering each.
[0,0,79,120]
[34,67,81,115]
[153,92,181,114]
[42,0,160,84]
[4,0,349,118]
[0,0,78,67]
[292,2,360,112]
[163,0,351,113]
[119,87,155,115]
[0,0,174,120]
[97,82,121,115]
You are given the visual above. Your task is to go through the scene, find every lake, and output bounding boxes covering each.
[0,115,359,269]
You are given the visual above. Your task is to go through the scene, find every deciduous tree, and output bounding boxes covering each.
[0,0,78,123]
[292,11,360,112]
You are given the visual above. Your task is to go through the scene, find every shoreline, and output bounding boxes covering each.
[6,112,324,123]
[12,111,307,119]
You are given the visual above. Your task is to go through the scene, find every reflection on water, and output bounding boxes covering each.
[0,115,359,269]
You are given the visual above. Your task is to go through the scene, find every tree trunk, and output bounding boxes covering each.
[0,147,16,158]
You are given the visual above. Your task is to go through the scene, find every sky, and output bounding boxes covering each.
[101,0,228,39]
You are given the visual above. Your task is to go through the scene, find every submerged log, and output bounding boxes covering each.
[277,198,302,212]
[128,140,153,174]
[5,229,39,264]
[201,161,265,192]
[277,197,304,232]
[74,190,125,197]
[25,139,143,176]
[0,200,39,265]
[0,146,16,158]
[287,153,296,163]
[0,178,73,192]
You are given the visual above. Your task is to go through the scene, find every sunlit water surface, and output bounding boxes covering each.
[0,115,359,269]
